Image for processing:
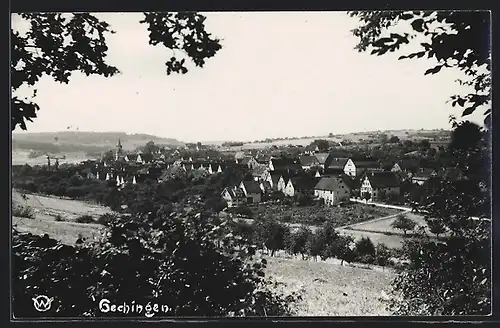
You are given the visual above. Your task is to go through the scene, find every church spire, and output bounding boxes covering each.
[115,138,123,161]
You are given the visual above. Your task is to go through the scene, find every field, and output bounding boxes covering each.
[12,190,109,244]
[218,129,448,151]
[12,150,95,166]
[264,255,395,316]
[251,202,402,227]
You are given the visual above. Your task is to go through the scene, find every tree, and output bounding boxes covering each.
[417,139,430,151]
[378,133,389,144]
[389,135,400,143]
[350,11,491,127]
[390,122,490,315]
[391,214,417,235]
[354,236,376,258]
[311,139,330,152]
[254,218,290,257]
[102,150,114,162]
[285,225,313,260]
[427,218,447,239]
[375,244,391,268]
[12,12,222,131]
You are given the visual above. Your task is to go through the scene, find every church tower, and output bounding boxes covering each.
[115,138,123,160]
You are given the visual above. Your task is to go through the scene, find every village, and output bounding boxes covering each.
[67,131,457,212]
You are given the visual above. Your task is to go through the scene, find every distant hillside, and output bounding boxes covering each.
[12,131,184,155]
[211,129,451,149]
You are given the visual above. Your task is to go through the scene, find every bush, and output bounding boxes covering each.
[230,205,253,218]
[12,205,36,219]
[54,214,64,221]
[375,244,391,267]
[12,206,296,317]
[354,237,376,264]
[97,213,118,226]
[75,215,94,224]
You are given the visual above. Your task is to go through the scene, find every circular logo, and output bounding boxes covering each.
[32,295,54,312]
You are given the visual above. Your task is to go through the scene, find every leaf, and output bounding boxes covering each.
[420,42,431,50]
[400,13,414,20]
[411,19,425,32]
[462,107,476,116]
[424,65,443,75]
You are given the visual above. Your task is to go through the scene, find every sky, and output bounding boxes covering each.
[12,12,485,143]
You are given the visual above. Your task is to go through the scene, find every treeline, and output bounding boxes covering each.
[229,218,399,268]
[13,139,111,154]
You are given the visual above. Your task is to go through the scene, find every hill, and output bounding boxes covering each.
[12,131,184,156]
[212,129,451,150]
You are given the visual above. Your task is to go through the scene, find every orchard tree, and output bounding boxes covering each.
[391,213,417,235]
[285,225,313,260]
[12,12,222,131]
[350,11,491,127]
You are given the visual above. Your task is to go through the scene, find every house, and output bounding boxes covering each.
[314,153,330,167]
[434,167,465,181]
[324,150,350,169]
[234,151,248,160]
[221,187,246,208]
[251,165,269,181]
[259,181,272,194]
[284,176,320,197]
[299,155,320,170]
[265,171,284,190]
[140,153,154,164]
[238,156,259,169]
[325,157,349,171]
[411,168,438,185]
[360,171,401,201]
[429,140,450,151]
[239,180,262,203]
[268,158,302,172]
[344,159,380,177]
[322,167,345,177]
[208,163,224,174]
[277,173,294,192]
[392,158,420,175]
[314,176,351,205]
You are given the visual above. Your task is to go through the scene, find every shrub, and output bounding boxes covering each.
[97,213,118,226]
[75,215,94,224]
[354,237,376,259]
[12,205,35,219]
[54,214,64,221]
[12,206,296,317]
[375,244,391,267]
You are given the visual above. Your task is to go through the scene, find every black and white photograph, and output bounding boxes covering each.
[11,10,492,319]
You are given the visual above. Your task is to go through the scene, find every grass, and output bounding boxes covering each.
[12,190,111,245]
[12,204,36,219]
[12,190,112,222]
[348,212,428,234]
[12,214,105,245]
[263,255,395,316]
